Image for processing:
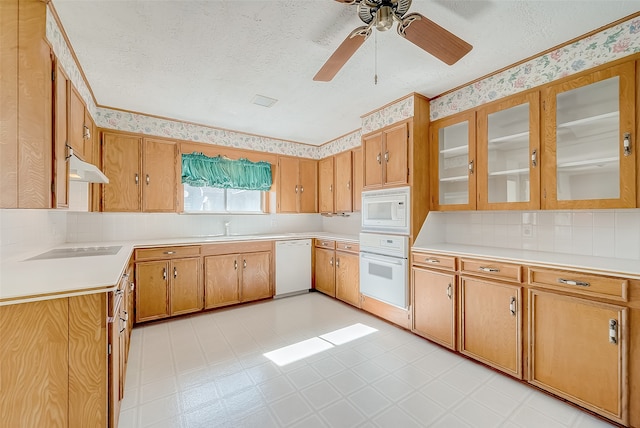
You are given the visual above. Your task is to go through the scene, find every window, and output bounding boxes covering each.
[183,184,264,213]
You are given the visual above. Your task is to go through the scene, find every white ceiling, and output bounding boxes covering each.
[52,1,640,145]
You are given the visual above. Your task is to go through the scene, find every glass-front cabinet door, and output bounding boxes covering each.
[477,92,540,210]
[542,62,636,209]
[430,111,476,210]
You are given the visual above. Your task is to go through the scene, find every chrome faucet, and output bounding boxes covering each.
[224,221,231,236]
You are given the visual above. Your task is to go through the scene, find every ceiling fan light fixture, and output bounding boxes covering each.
[375,5,394,31]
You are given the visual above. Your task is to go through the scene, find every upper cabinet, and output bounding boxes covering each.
[542,62,636,209]
[102,133,178,212]
[430,111,477,211]
[277,156,317,213]
[363,121,409,190]
[69,86,90,161]
[352,148,363,212]
[318,150,354,214]
[318,157,334,213]
[477,92,541,210]
[53,61,70,209]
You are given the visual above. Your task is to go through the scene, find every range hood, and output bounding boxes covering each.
[68,152,109,184]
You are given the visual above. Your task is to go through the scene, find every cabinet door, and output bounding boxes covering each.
[103,133,142,212]
[314,247,336,297]
[68,86,86,160]
[135,261,170,323]
[352,148,363,211]
[108,305,121,428]
[53,62,69,208]
[335,252,359,307]
[412,268,456,350]
[241,251,272,302]
[318,157,335,213]
[542,62,636,209]
[170,257,202,316]
[278,156,298,213]
[363,131,383,189]
[383,122,409,187]
[335,151,353,212]
[459,277,522,378]
[529,290,627,424]
[430,111,476,210]
[204,254,240,308]
[299,158,318,213]
[477,92,540,210]
[83,108,94,165]
[143,138,177,212]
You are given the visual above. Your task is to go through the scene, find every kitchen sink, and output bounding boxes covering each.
[26,245,122,261]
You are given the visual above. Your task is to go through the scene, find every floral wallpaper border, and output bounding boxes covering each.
[361,95,415,134]
[317,130,362,159]
[430,16,640,120]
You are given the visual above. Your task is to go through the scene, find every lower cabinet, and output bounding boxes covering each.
[335,251,360,307]
[314,246,336,297]
[412,267,456,350]
[314,239,360,308]
[529,289,628,425]
[459,277,522,378]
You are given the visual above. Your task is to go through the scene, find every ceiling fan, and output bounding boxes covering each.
[313,0,473,81]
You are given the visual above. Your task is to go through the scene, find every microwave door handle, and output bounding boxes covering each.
[361,252,404,266]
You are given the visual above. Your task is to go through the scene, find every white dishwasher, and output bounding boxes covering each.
[275,239,312,297]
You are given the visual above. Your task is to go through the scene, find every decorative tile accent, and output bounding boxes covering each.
[361,95,415,134]
[430,16,640,120]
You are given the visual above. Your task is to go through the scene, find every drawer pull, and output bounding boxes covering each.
[558,278,590,287]
[425,258,440,264]
[344,245,352,249]
[162,268,167,280]
[446,284,452,300]
[509,297,516,316]
[479,266,500,273]
[609,319,618,344]
[163,251,176,255]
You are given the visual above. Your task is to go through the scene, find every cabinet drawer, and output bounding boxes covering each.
[315,239,336,250]
[460,258,522,283]
[135,245,200,261]
[528,268,628,302]
[336,241,359,253]
[412,252,456,271]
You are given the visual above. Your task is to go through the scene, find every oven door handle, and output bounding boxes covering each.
[360,252,405,266]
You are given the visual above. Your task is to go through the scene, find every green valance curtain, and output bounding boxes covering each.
[181,152,272,191]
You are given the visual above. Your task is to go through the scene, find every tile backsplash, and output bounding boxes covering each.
[421,210,640,260]
[0,209,67,259]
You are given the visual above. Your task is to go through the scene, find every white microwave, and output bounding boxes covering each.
[361,186,410,235]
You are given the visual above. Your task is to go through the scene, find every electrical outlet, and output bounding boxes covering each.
[523,224,532,237]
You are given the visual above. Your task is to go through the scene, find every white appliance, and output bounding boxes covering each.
[275,239,312,297]
[361,186,410,235]
[359,232,409,309]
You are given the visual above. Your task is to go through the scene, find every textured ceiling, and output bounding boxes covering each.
[52,1,640,145]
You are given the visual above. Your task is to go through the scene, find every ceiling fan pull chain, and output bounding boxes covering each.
[374,29,378,85]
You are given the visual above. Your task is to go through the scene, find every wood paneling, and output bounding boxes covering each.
[204,254,240,308]
[0,0,18,207]
[0,299,69,427]
[170,257,203,315]
[102,132,142,211]
[68,293,108,427]
[143,138,177,212]
[318,156,334,213]
[241,252,271,302]
[361,294,411,329]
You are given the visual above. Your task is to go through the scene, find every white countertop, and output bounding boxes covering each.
[412,242,640,279]
[0,232,359,306]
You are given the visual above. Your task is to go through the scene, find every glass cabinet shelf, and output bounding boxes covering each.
[440,145,469,156]
[440,175,469,182]
[557,156,618,170]
[488,168,529,176]
[488,131,530,144]
[557,111,619,129]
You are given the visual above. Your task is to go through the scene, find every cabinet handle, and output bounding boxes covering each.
[609,319,618,344]
[384,152,389,163]
[173,267,177,278]
[243,259,247,269]
[123,310,129,321]
[300,186,304,193]
[347,180,350,190]
[336,258,340,268]
[531,149,538,167]
[468,160,474,174]
[446,284,452,300]
[329,184,333,192]
[623,132,631,157]
[344,245,352,249]
[376,153,381,164]
[509,297,516,316]
[425,258,440,264]
[557,278,590,287]
[234,260,238,270]
[295,185,298,193]
[162,268,167,280]
[479,266,500,273]
[146,174,150,185]
[163,251,176,255]
[330,257,333,266]
[83,125,91,140]
[135,173,139,185]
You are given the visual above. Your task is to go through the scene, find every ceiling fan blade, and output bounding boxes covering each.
[398,13,472,65]
[333,0,357,3]
[313,26,371,82]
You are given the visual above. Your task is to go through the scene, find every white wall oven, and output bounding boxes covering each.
[359,232,409,309]
[361,186,410,235]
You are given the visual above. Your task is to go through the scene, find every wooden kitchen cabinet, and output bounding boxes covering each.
[204,254,240,307]
[412,266,457,351]
[277,156,317,213]
[363,121,409,190]
[335,150,353,212]
[69,85,89,160]
[529,289,628,424]
[102,133,178,212]
[459,277,522,378]
[318,157,335,213]
[314,240,336,297]
[53,60,70,208]
[335,243,360,308]
[352,147,363,211]
[541,61,636,209]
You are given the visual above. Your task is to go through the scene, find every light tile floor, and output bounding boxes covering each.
[119,292,615,428]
